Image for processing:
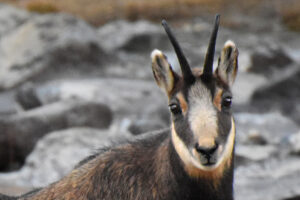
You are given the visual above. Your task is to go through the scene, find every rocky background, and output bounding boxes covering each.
[0,2,299,200]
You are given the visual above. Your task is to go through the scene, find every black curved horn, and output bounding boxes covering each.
[203,14,220,77]
[162,20,195,84]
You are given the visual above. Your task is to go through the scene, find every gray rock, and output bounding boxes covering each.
[36,78,171,136]
[0,100,112,171]
[232,72,267,105]
[15,82,42,110]
[128,119,165,135]
[288,131,300,155]
[0,193,18,199]
[235,112,299,145]
[98,20,167,53]
[283,196,300,200]
[249,47,293,76]
[235,144,276,162]
[0,13,108,90]
[97,20,171,80]
[245,130,268,145]
[35,78,171,136]
[250,69,300,124]
[0,127,129,188]
[0,90,17,115]
[35,78,167,121]
[0,3,31,38]
[235,157,300,200]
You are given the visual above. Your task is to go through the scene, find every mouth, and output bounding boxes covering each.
[191,149,219,170]
[202,159,216,167]
[200,154,217,167]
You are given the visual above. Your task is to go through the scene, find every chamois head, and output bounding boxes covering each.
[152,15,238,180]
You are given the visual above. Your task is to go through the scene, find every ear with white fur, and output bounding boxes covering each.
[151,49,179,96]
[215,41,238,87]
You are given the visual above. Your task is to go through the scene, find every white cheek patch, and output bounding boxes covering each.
[214,118,235,168]
[171,123,194,167]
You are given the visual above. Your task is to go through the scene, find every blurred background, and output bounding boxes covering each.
[0,0,299,199]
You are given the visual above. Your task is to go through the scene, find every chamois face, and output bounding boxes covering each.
[151,16,238,178]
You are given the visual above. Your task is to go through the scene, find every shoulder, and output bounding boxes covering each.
[75,128,170,168]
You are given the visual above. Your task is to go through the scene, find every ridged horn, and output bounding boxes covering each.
[203,14,220,77]
[162,20,195,84]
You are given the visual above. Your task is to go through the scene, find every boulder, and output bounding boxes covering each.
[244,130,268,145]
[232,72,267,105]
[35,78,170,135]
[128,119,166,136]
[0,3,31,38]
[235,112,300,200]
[249,47,293,76]
[235,144,276,162]
[0,127,129,189]
[97,20,168,53]
[0,90,17,115]
[0,100,112,172]
[15,82,42,110]
[35,78,167,120]
[283,196,300,200]
[288,131,300,155]
[0,12,108,90]
[235,157,300,200]
[250,69,300,124]
[235,112,299,145]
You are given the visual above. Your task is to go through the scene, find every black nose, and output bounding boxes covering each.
[195,142,219,156]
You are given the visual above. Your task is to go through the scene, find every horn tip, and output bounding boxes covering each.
[215,14,220,25]
[161,19,171,34]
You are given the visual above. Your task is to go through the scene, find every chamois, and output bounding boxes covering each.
[0,14,239,200]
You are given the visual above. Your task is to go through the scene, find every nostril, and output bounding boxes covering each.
[195,143,207,155]
[195,142,219,155]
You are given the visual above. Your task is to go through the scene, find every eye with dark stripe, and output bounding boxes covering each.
[169,103,182,115]
[222,96,232,109]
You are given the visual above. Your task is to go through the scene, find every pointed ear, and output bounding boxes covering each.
[151,49,179,96]
[216,40,238,87]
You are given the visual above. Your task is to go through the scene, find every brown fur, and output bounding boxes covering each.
[20,136,176,200]
[213,88,223,111]
[176,92,188,115]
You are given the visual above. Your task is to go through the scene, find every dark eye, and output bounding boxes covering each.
[169,103,182,115]
[222,96,232,109]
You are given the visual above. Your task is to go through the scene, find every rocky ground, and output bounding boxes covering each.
[0,3,300,200]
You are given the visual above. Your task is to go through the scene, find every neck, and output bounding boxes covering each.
[167,135,234,200]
